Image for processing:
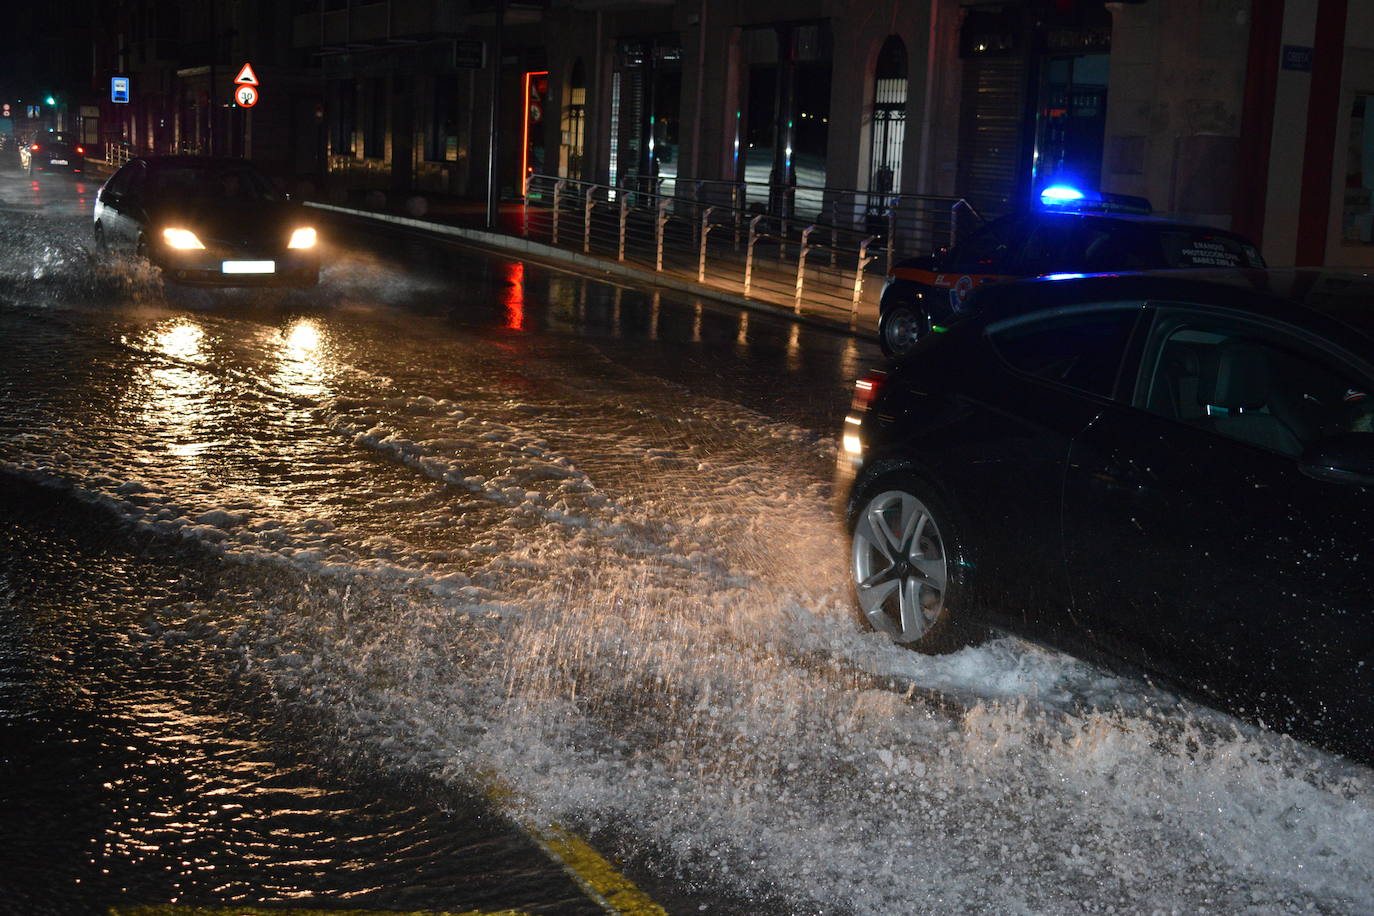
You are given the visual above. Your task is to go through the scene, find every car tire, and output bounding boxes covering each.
[878,301,930,358]
[848,474,978,653]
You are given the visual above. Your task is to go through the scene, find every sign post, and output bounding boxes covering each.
[233,63,259,158]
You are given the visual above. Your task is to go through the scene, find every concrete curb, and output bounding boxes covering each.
[304,200,879,340]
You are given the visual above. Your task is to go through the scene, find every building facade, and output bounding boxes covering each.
[19,0,1371,269]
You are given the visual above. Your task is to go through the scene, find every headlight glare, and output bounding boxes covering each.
[288,227,317,249]
[162,227,205,250]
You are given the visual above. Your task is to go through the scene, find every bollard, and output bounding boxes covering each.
[584,192,595,254]
[552,179,566,246]
[655,197,669,272]
[852,235,879,327]
[744,214,764,298]
[794,225,815,313]
[618,193,629,261]
[698,206,715,283]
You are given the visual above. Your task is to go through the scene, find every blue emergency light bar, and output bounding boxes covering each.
[1038,184,1152,215]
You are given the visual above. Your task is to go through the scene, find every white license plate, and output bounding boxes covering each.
[221,260,276,274]
[50,159,68,165]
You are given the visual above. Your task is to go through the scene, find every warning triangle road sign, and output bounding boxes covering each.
[234,63,259,85]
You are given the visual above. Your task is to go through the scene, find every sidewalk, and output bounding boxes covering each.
[303,187,883,339]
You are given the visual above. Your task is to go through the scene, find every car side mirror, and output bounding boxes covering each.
[98,188,117,204]
[1299,433,1374,486]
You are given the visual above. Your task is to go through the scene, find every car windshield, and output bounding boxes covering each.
[146,164,280,203]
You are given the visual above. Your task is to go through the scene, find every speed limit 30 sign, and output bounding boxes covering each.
[234,62,260,107]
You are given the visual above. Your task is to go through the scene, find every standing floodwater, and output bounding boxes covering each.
[1,167,1372,915]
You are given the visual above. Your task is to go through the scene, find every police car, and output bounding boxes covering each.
[877,186,1266,357]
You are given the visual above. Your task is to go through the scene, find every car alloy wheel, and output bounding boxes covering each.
[851,483,962,649]
[879,304,930,358]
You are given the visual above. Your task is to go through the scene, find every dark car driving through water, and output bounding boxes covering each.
[92,156,320,288]
[840,269,1374,760]
[20,131,87,175]
[877,187,1266,357]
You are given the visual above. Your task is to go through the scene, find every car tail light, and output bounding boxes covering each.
[75,145,84,154]
[30,143,39,151]
[850,370,887,412]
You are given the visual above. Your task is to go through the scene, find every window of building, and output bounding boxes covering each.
[869,36,908,215]
[1344,94,1374,246]
[363,78,385,159]
[332,80,355,157]
[611,37,682,193]
[740,22,831,217]
[560,60,587,180]
[427,76,457,162]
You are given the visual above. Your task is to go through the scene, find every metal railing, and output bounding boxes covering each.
[104,142,133,166]
[523,174,976,329]
[617,175,978,266]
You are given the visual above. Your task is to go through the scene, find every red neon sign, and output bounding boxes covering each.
[521,70,549,197]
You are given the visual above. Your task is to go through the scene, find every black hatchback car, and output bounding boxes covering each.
[840,270,1374,758]
[93,156,319,287]
[878,196,1265,357]
[21,132,86,174]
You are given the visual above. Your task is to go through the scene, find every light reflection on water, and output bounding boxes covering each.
[501,261,525,331]
[141,320,214,462]
[271,317,331,400]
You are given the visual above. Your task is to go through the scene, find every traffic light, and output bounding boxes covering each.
[45,95,56,106]
[1,103,10,118]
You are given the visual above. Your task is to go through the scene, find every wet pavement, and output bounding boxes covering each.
[2,164,1373,916]
[1,477,605,916]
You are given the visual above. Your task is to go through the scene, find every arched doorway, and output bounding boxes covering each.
[869,36,908,213]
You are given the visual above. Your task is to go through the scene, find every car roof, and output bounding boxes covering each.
[968,269,1374,355]
[1019,208,1258,240]
[134,155,264,170]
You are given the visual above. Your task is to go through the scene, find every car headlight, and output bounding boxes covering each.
[287,227,317,249]
[162,228,205,250]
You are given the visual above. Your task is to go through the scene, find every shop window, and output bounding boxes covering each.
[363,79,385,159]
[427,76,457,162]
[560,60,587,180]
[611,37,681,193]
[331,80,355,157]
[1344,95,1374,245]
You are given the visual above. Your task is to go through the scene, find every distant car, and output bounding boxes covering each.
[21,132,86,174]
[839,270,1374,759]
[92,156,319,287]
[877,189,1266,356]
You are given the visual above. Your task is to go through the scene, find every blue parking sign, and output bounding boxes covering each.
[111,77,130,104]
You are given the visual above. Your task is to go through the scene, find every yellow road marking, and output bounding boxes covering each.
[110,909,530,916]
[519,820,668,916]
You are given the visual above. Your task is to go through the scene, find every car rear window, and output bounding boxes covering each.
[1158,231,1264,269]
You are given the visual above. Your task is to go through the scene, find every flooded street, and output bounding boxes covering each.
[2,168,1373,915]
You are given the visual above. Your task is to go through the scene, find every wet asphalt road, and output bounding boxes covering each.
[0,162,878,916]
[7,163,1374,916]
